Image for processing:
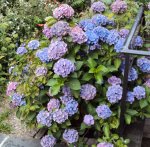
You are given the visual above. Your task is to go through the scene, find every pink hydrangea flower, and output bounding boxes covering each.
[6,82,18,96]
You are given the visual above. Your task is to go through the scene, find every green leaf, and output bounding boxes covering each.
[96,65,108,73]
[46,79,58,86]
[114,59,121,69]
[49,84,61,96]
[139,99,148,109]
[80,123,87,130]
[76,61,83,70]
[103,123,110,138]
[82,73,93,81]
[87,58,97,68]
[89,68,95,73]
[125,114,131,124]
[67,79,81,90]
[126,109,138,116]
[95,74,103,85]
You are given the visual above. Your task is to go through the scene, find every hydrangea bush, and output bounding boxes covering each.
[7,1,150,147]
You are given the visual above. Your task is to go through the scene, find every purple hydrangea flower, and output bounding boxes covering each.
[23,64,29,74]
[128,67,138,81]
[70,26,87,44]
[114,38,125,52]
[36,48,50,63]
[106,30,120,45]
[80,84,97,100]
[63,129,79,144]
[62,85,72,96]
[83,114,94,126]
[111,0,127,14]
[96,104,112,119]
[134,36,143,47]
[89,43,101,51]
[42,24,53,39]
[65,99,78,116]
[119,29,129,38]
[60,95,73,105]
[148,2,150,10]
[53,109,68,124]
[47,98,60,112]
[137,57,150,73]
[16,47,27,55]
[48,40,68,60]
[6,82,18,96]
[51,21,70,37]
[27,40,40,50]
[11,93,25,107]
[79,19,95,31]
[106,85,123,103]
[37,110,52,127]
[40,135,56,147]
[53,58,76,77]
[53,4,74,20]
[144,79,150,88]
[97,142,114,147]
[91,1,106,13]
[133,86,146,100]
[126,91,135,104]
[91,14,108,26]
[108,76,121,85]
[35,66,47,76]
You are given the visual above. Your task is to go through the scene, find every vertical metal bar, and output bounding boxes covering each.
[119,54,130,136]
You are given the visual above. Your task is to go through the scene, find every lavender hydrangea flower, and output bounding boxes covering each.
[53,4,74,19]
[79,19,95,31]
[37,110,52,127]
[70,26,87,44]
[126,91,135,104]
[27,40,40,50]
[97,142,114,147]
[96,104,112,119]
[134,36,143,47]
[133,86,146,100]
[53,109,68,124]
[11,93,25,107]
[42,24,52,39]
[16,47,27,55]
[114,38,125,52]
[92,14,108,26]
[91,1,106,13]
[108,76,121,85]
[48,40,68,60]
[53,58,76,77]
[83,114,94,126]
[80,84,97,100]
[119,29,129,38]
[36,48,50,63]
[63,129,79,144]
[106,85,123,103]
[40,135,56,147]
[35,66,47,76]
[62,85,72,96]
[128,67,138,81]
[111,0,127,14]
[148,2,150,10]
[47,98,60,112]
[137,58,150,73]
[60,95,73,105]
[51,21,70,37]
[6,82,18,96]
[144,79,150,88]
[65,100,78,116]
[89,43,101,51]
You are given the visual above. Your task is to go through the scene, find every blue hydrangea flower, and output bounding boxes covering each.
[65,99,78,116]
[106,85,123,103]
[128,67,138,81]
[91,14,108,26]
[133,86,146,100]
[114,38,125,52]
[11,93,25,107]
[60,95,73,105]
[134,36,143,47]
[27,40,40,50]
[83,114,94,126]
[79,19,95,31]
[40,135,56,147]
[137,58,150,73]
[16,47,27,55]
[36,110,52,127]
[63,129,79,144]
[96,104,112,119]
[126,91,135,104]
[36,48,50,63]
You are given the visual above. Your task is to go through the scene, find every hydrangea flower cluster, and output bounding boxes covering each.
[36,48,50,63]
[128,67,138,81]
[91,1,106,13]
[35,66,47,77]
[37,110,52,127]
[47,98,60,112]
[108,76,121,85]
[137,57,150,73]
[114,38,125,52]
[40,135,56,147]
[96,104,112,119]
[42,24,52,39]
[119,29,129,38]
[6,82,18,96]
[53,4,74,20]
[16,47,27,55]
[79,19,95,31]
[11,93,25,107]
[53,58,76,77]
[65,99,78,116]
[70,26,87,44]
[63,129,79,144]
[60,95,73,104]
[111,0,127,14]
[133,86,146,100]
[134,36,143,47]
[27,40,40,50]
[126,91,135,104]
[83,114,94,126]
[80,84,97,100]
[106,85,123,103]
[53,109,68,124]
[92,14,108,26]
[97,142,114,147]
[48,40,68,60]
[62,85,72,96]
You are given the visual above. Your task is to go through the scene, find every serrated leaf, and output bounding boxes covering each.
[46,79,58,86]
[49,84,60,96]
[126,109,138,116]
[82,73,93,81]
[114,59,121,69]
[87,58,97,68]
[139,99,148,109]
[67,79,81,90]
[76,61,83,70]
